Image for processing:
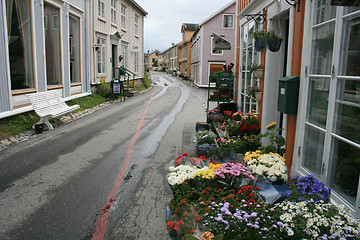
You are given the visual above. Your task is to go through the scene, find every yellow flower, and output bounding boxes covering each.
[209,163,222,171]
[266,122,276,129]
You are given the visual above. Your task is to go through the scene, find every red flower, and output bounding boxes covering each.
[167,221,174,228]
[174,225,179,231]
[195,216,201,222]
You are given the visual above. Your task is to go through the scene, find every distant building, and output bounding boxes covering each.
[190,1,236,87]
[178,23,198,79]
[144,50,160,70]
[162,44,179,74]
[91,0,147,86]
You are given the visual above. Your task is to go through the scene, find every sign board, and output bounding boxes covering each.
[131,45,140,52]
[331,0,360,6]
[113,83,121,93]
[92,44,105,48]
[212,33,231,51]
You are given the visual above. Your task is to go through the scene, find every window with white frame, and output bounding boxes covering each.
[111,0,117,24]
[135,14,139,36]
[7,0,35,90]
[96,38,106,74]
[299,1,360,217]
[211,37,223,55]
[98,0,105,18]
[121,43,128,68]
[121,4,126,29]
[134,52,139,73]
[44,3,62,86]
[223,14,234,28]
[239,20,260,113]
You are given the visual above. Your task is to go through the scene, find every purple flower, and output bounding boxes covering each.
[277,222,284,227]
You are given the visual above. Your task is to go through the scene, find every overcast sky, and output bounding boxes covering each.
[135,0,234,53]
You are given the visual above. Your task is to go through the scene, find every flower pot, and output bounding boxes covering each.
[268,38,282,52]
[255,69,263,80]
[255,91,262,102]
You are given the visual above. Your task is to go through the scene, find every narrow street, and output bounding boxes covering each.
[0,72,208,240]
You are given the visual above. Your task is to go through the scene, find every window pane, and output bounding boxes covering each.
[330,137,360,206]
[306,77,330,128]
[302,124,325,176]
[310,22,335,75]
[334,79,360,144]
[341,17,360,76]
[345,7,360,14]
[69,15,80,83]
[7,0,34,90]
[44,3,61,85]
[313,0,336,25]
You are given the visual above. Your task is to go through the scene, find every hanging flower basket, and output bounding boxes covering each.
[255,69,264,80]
[266,31,282,52]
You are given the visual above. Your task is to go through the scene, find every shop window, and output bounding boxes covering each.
[300,1,360,214]
[69,14,80,83]
[97,38,106,74]
[44,3,61,86]
[121,43,128,68]
[134,52,139,73]
[6,0,34,90]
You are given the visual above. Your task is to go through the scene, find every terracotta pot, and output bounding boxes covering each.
[255,69,264,80]
[255,91,262,102]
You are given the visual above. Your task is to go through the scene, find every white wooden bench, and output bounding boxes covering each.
[27,91,80,130]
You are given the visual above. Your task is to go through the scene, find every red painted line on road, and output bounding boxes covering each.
[92,86,158,240]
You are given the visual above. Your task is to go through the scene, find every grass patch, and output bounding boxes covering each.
[0,112,40,137]
[67,93,108,112]
[134,73,152,91]
[0,93,109,137]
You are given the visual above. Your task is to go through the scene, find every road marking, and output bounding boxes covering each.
[92,86,157,240]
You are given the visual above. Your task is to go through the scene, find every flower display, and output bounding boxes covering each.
[213,162,255,181]
[168,164,200,185]
[287,175,331,203]
[166,153,360,239]
[246,85,261,99]
[207,108,225,123]
[273,200,360,239]
[194,130,217,147]
[245,153,287,183]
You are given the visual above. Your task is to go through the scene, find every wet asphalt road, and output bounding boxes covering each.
[0,72,208,240]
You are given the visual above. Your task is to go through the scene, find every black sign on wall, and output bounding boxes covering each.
[331,0,360,6]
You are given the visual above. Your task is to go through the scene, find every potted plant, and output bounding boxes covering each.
[266,30,282,52]
[251,30,267,52]
[248,63,263,79]
[246,85,261,100]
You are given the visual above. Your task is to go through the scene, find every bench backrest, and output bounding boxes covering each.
[27,91,68,115]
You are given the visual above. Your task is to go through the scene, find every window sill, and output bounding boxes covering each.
[121,28,127,33]
[111,23,118,28]
[98,16,106,22]
[135,34,139,38]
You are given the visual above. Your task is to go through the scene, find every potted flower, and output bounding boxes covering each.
[266,30,282,52]
[246,85,261,100]
[248,63,263,80]
[251,30,267,52]
[251,30,282,52]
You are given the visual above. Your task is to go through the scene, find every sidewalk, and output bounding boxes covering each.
[0,86,155,152]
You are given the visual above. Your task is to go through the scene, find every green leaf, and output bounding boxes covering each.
[214,234,224,240]
[184,234,198,240]
[264,145,277,154]
[275,135,286,146]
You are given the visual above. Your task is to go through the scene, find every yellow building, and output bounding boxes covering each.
[144,50,160,71]
[178,23,198,79]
